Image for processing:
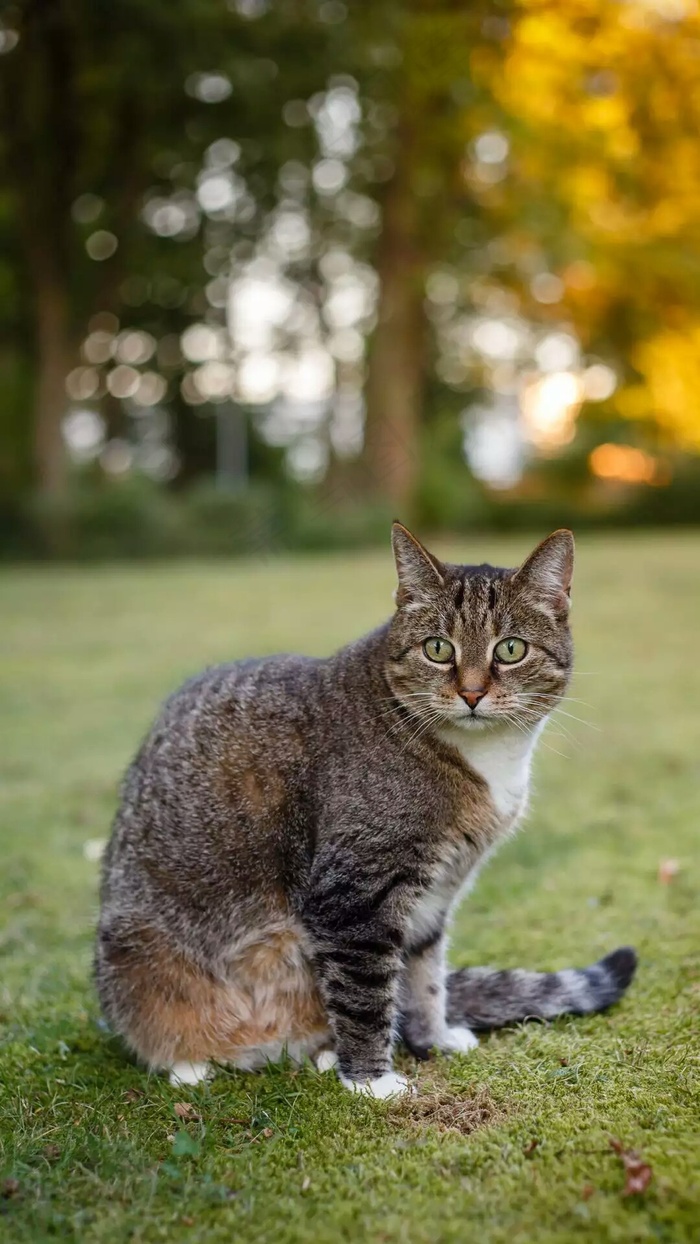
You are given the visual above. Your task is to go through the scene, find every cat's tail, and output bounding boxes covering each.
[446,946,637,1030]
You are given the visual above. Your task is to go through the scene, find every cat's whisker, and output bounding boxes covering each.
[516,693,597,732]
[518,690,595,711]
[519,716,576,746]
[524,693,594,710]
[499,711,571,759]
[547,706,599,731]
[382,703,448,745]
[511,704,578,745]
[534,736,572,761]
[397,709,450,756]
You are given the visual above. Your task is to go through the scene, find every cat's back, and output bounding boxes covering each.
[105,653,325,893]
[135,651,323,764]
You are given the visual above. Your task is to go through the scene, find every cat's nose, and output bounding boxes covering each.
[460,688,486,710]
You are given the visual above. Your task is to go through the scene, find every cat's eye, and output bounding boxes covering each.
[494,637,528,665]
[423,637,455,664]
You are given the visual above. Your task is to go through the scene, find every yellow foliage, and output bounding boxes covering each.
[491,0,700,451]
[633,329,700,450]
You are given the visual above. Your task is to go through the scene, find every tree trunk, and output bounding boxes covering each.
[361,128,427,516]
[33,277,72,498]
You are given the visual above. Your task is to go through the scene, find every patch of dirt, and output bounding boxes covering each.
[388,1073,503,1137]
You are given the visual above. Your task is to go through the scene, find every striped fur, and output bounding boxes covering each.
[446,948,638,1033]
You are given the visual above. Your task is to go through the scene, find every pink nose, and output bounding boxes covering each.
[461,688,486,710]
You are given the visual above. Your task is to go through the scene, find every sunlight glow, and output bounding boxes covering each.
[589,443,669,485]
[521,371,583,448]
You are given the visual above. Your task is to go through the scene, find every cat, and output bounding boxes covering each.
[95,523,636,1098]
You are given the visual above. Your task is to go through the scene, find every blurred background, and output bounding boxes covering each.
[2,0,700,559]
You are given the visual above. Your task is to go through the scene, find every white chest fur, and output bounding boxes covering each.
[443,719,545,824]
[406,720,546,948]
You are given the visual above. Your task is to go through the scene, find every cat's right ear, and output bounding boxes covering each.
[391,522,445,607]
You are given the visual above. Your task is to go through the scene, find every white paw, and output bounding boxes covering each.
[339,1071,414,1100]
[168,1060,210,1086]
[315,1049,339,1073]
[438,1025,479,1055]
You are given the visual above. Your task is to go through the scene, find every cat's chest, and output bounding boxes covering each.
[446,721,544,826]
[405,725,543,946]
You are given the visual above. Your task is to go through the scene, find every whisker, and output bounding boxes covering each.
[517,690,595,711]
[547,706,600,731]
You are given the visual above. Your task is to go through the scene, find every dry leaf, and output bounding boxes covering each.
[609,1138,653,1196]
[523,1138,539,1157]
[43,1144,61,1161]
[1,1178,20,1199]
[174,1102,200,1120]
[124,1088,143,1103]
[181,1216,195,1227]
[581,1184,595,1201]
[301,1175,311,1192]
[658,858,680,885]
[261,1127,274,1139]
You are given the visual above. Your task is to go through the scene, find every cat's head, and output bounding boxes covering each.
[385,523,574,733]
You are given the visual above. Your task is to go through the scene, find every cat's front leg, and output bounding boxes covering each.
[401,930,478,1060]
[304,893,412,1099]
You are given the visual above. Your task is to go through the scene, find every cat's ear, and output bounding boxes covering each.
[391,521,445,607]
[513,529,574,612]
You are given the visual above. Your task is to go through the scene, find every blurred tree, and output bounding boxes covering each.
[342,0,500,511]
[0,0,328,508]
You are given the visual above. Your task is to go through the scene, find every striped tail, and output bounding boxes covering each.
[446,947,637,1031]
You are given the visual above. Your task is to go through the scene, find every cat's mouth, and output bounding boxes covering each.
[455,710,493,729]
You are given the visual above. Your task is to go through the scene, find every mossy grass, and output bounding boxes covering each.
[1,533,699,1242]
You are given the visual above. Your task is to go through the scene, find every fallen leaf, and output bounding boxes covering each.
[1,1178,20,1199]
[261,1127,274,1139]
[523,1138,539,1157]
[301,1175,311,1192]
[609,1138,653,1196]
[174,1102,201,1120]
[581,1184,595,1201]
[181,1216,195,1227]
[624,1163,653,1196]
[43,1144,61,1162]
[124,1089,143,1103]
[658,858,680,885]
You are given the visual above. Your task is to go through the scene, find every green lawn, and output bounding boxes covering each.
[1,533,699,1243]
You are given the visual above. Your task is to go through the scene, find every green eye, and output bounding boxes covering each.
[423,637,455,664]
[494,637,528,664]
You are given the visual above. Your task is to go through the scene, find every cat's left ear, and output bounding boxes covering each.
[391,521,445,607]
[513,529,574,613]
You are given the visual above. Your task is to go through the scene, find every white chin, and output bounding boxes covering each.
[459,715,491,729]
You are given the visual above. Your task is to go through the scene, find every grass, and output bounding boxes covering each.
[1,531,699,1243]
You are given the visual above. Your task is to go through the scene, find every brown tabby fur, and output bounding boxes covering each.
[96,524,636,1091]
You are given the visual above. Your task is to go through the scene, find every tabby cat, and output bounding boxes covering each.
[96,524,636,1098]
